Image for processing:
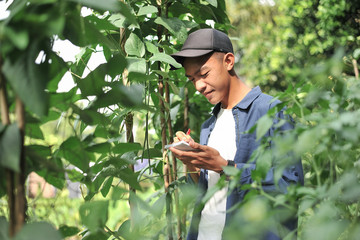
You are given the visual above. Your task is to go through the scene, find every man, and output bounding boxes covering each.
[169,28,304,240]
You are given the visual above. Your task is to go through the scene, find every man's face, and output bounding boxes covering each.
[183,52,229,105]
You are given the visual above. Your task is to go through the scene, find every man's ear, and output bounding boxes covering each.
[224,53,235,71]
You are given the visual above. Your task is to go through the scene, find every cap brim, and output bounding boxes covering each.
[170,49,214,70]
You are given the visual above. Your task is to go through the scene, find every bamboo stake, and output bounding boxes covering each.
[353,59,359,80]
[14,97,26,234]
[181,86,190,238]
[157,2,173,239]
[0,57,26,237]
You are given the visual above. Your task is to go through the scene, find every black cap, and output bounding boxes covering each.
[170,28,233,68]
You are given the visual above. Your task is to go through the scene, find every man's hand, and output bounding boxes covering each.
[170,131,228,173]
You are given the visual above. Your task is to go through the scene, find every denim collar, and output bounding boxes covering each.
[212,86,262,116]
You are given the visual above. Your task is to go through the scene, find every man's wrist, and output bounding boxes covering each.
[219,160,236,175]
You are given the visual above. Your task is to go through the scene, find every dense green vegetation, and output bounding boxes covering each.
[0,0,359,239]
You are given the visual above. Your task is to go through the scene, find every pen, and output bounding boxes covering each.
[186,129,191,135]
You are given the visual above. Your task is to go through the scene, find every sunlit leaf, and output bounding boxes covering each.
[126,57,147,74]
[79,200,109,232]
[154,17,188,43]
[150,52,181,68]
[137,5,158,16]
[125,33,145,57]
[205,0,217,7]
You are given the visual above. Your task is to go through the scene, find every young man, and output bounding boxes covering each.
[169,28,304,240]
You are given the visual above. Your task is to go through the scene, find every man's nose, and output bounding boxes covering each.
[194,79,206,93]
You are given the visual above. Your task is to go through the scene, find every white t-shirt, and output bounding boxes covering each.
[197,108,237,240]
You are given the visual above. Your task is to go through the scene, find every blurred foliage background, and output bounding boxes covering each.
[0,0,359,239]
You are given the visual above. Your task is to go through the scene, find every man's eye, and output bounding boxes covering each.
[200,72,209,77]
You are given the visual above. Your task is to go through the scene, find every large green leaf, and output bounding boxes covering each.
[150,52,181,68]
[112,143,142,155]
[13,222,62,240]
[3,46,48,117]
[154,17,188,43]
[91,83,145,109]
[125,33,145,57]
[76,54,126,97]
[63,10,117,48]
[0,124,21,172]
[118,168,141,190]
[58,136,90,172]
[71,104,109,126]
[79,200,109,232]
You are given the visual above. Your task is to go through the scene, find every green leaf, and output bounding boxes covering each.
[151,194,166,218]
[76,54,126,97]
[150,52,182,68]
[58,225,80,238]
[58,136,90,172]
[49,88,80,111]
[154,17,188,43]
[112,143,142,155]
[119,168,141,191]
[126,57,147,74]
[91,83,145,109]
[206,0,218,7]
[0,217,9,240]
[79,200,109,232]
[125,33,145,57]
[128,72,157,83]
[4,26,29,50]
[3,49,48,117]
[86,142,111,153]
[68,0,121,12]
[137,5,158,16]
[71,104,109,126]
[26,124,44,140]
[144,41,159,54]
[0,124,21,172]
[353,48,360,59]
[82,230,109,240]
[63,11,117,48]
[85,15,118,31]
[101,176,113,197]
[13,222,62,240]
[294,128,321,155]
[256,115,273,140]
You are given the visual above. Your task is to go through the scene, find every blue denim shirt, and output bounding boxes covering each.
[187,86,304,240]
